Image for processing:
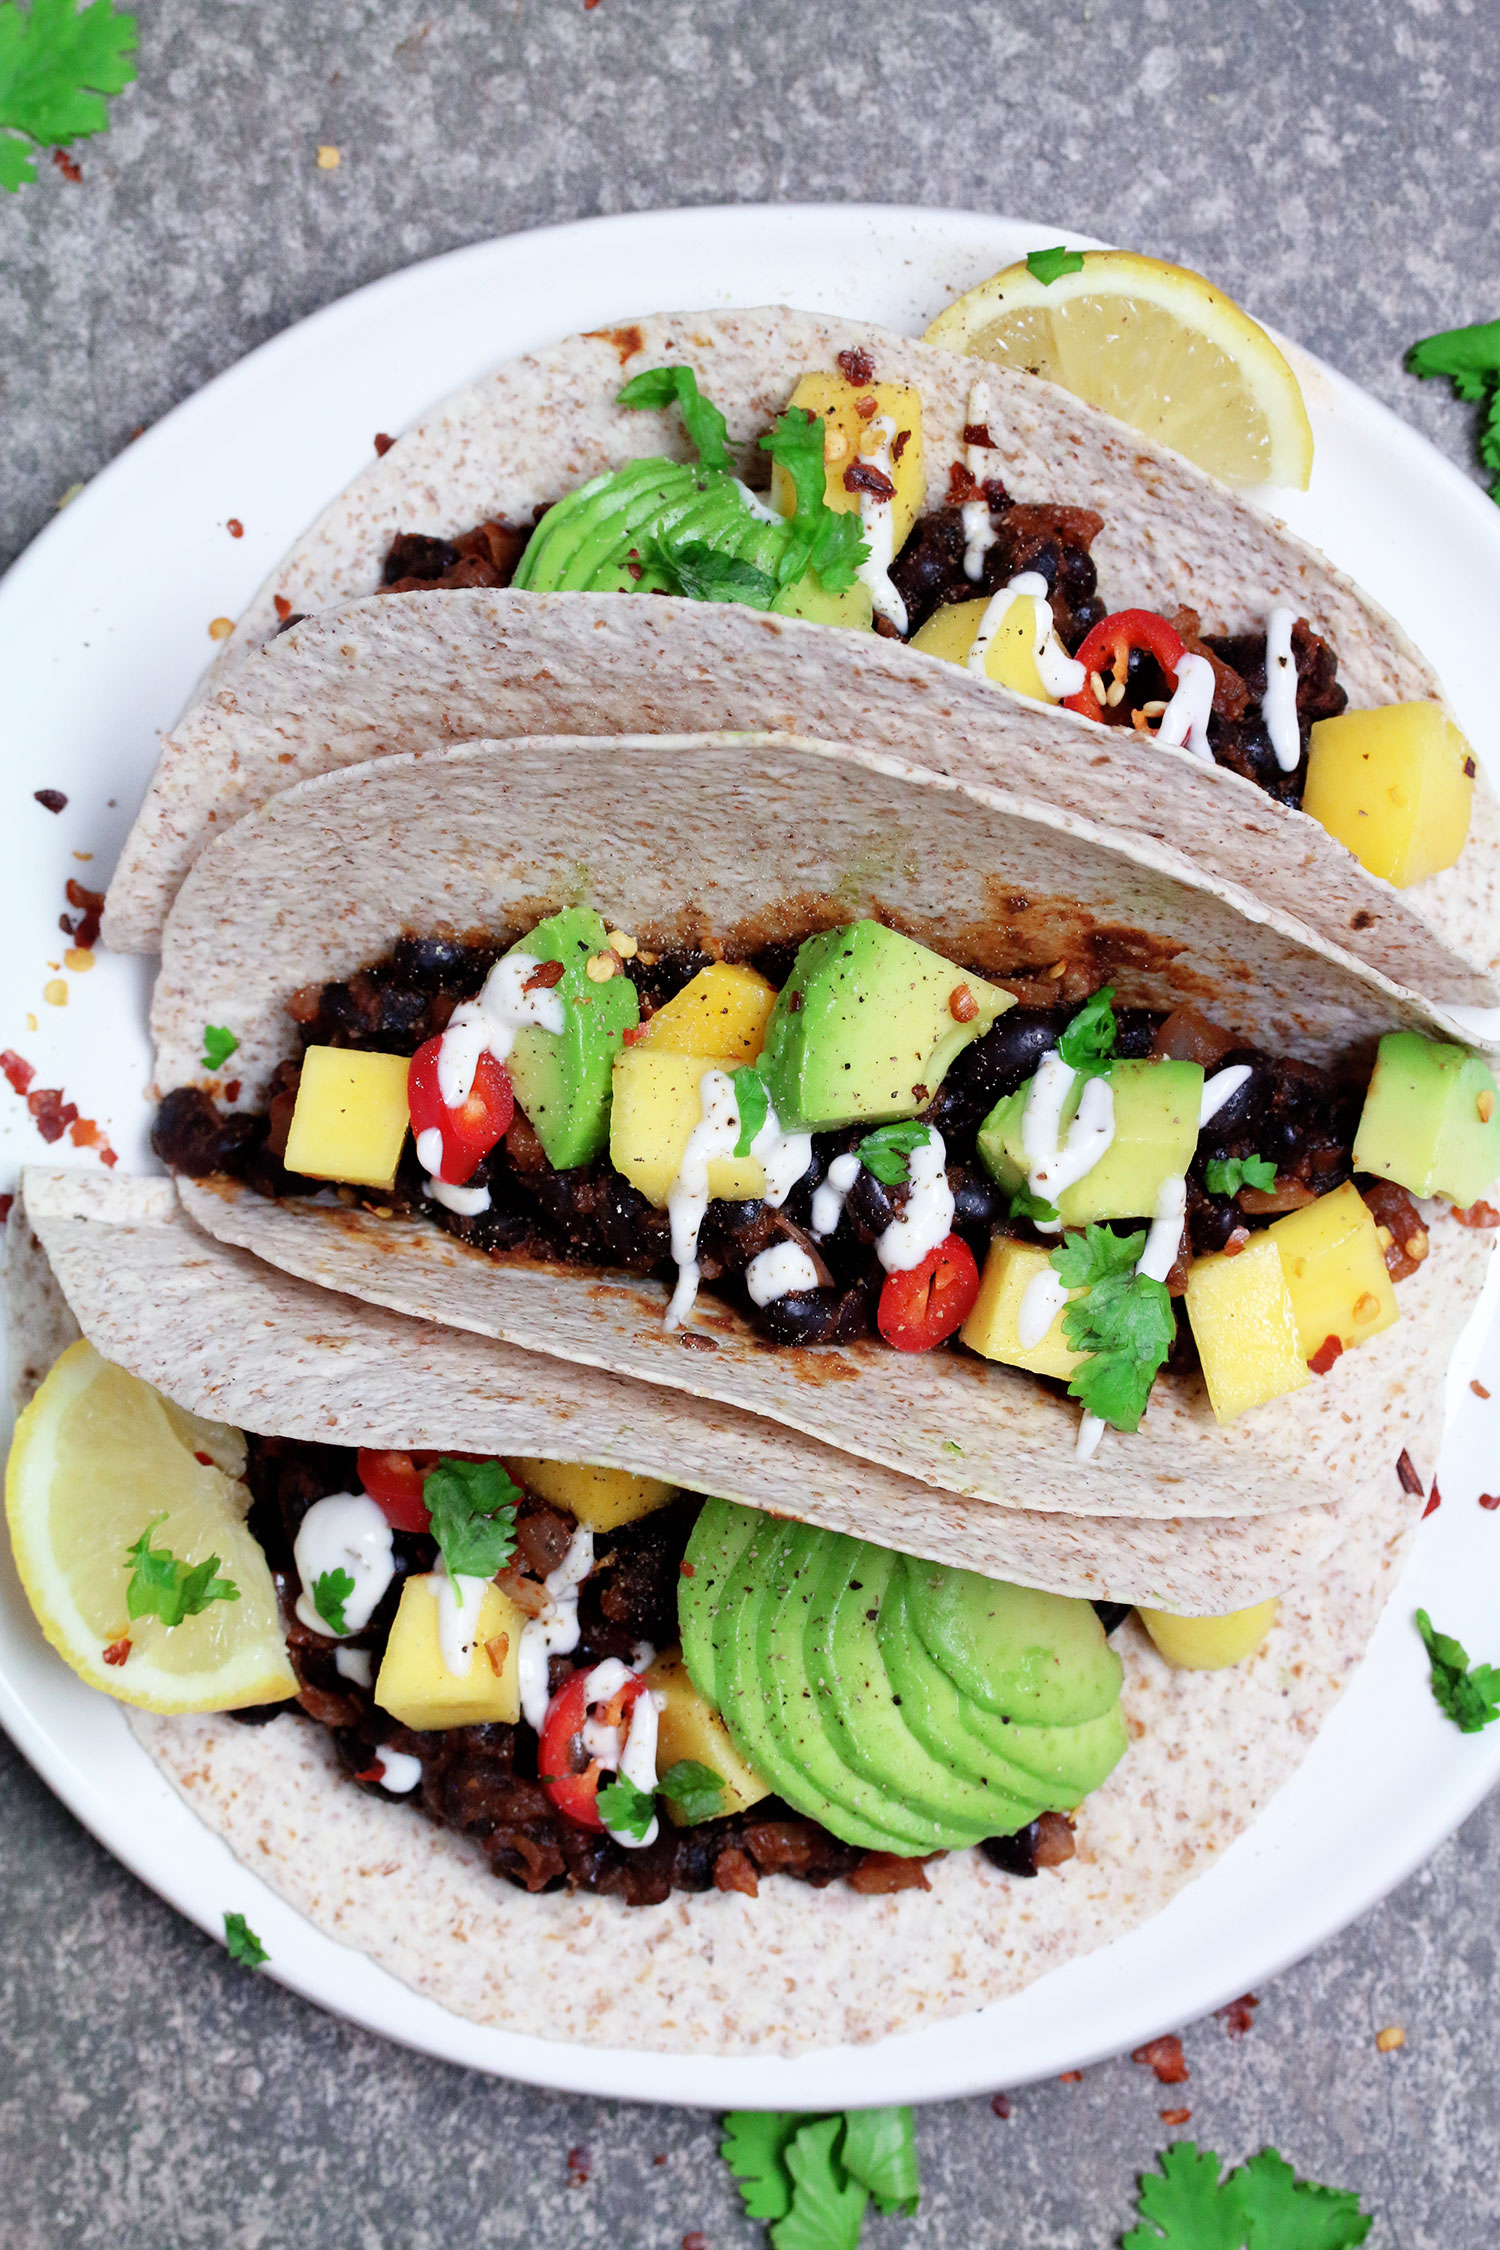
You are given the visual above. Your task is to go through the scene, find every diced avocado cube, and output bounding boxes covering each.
[638,962,778,1062]
[976,1059,1204,1223]
[1138,1598,1279,1670]
[503,1458,677,1532]
[909,592,1067,704]
[608,1048,765,1207]
[1352,1030,1500,1207]
[505,907,639,1169]
[373,1574,524,1730]
[959,1237,1084,1381]
[282,1046,412,1190]
[1183,1235,1310,1424]
[758,920,1012,1132]
[1268,1181,1398,1360]
[643,1647,771,1823]
[769,371,926,553]
[1302,701,1475,887]
[769,572,874,630]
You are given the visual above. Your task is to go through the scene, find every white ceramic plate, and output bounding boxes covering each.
[2,205,1499,2110]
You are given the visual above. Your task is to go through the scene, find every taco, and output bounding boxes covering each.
[102,307,1498,1005]
[1,1175,1438,2055]
[145,730,1500,1523]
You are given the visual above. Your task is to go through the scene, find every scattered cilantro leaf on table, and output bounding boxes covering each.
[1416,1607,1500,1733]
[657,1759,724,1824]
[643,533,776,608]
[1124,2142,1372,2249]
[839,2107,920,2217]
[1027,244,1086,287]
[312,1567,355,1636]
[1204,1154,1277,1198]
[0,0,137,191]
[857,1120,931,1186]
[733,1065,770,1156]
[1408,317,1500,503]
[201,1024,239,1072]
[222,1912,268,1969]
[595,1772,656,1840]
[1058,984,1117,1074]
[722,2108,920,2247]
[759,408,870,592]
[722,2112,801,2222]
[1053,1224,1174,1432]
[617,363,730,472]
[125,1517,239,1628]
[423,1456,519,1581]
[772,2116,868,2250]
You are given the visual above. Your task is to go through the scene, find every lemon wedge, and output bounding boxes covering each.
[925,249,1313,489]
[5,1340,297,1712]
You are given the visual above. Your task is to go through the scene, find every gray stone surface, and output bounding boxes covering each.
[2,0,1499,2242]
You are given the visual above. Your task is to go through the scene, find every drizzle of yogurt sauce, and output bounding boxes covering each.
[665,1069,812,1329]
[735,478,785,526]
[961,379,999,581]
[436,952,566,1108]
[746,1240,822,1305]
[1262,605,1302,772]
[434,1564,493,1678]
[1156,652,1217,761]
[334,1645,373,1689]
[811,1148,862,1238]
[876,1127,955,1273]
[1021,1054,1117,1223]
[578,1658,662,1850]
[1199,1062,1253,1128]
[852,414,909,634]
[293,1493,396,1637]
[1017,1264,1072,1350]
[966,571,1087,701]
[366,1744,422,1794]
[516,1525,596,1733]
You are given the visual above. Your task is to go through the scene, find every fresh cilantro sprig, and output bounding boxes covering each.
[643,533,776,609]
[0,0,137,192]
[595,1771,656,1841]
[1027,244,1086,287]
[857,1121,931,1186]
[1123,2142,1371,2249]
[758,408,870,592]
[733,1064,770,1157]
[423,1456,519,1581]
[658,1758,725,1824]
[313,1567,355,1636]
[1057,985,1117,1074]
[125,1517,240,1629]
[1415,1608,1500,1734]
[1053,1225,1174,1433]
[1009,1183,1061,1226]
[722,2106,919,2249]
[617,363,731,472]
[1408,318,1500,504]
[222,1912,269,1969]
[1204,1154,1277,1198]
[201,1024,239,1072]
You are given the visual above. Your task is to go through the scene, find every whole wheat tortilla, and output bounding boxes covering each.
[152,731,1494,1521]
[101,307,1499,1006]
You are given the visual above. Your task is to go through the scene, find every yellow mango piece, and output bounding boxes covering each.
[1268,1180,1398,1361]
[1303,702,1474,887]
[283,1046,411,1190]
[1138,1598,1279,1670]
[638,963,778,1062]
[909,593,1062,703]
[1183,1234,1310,1424]
[959,1237,1085,1381]
[770,370,925,552]
[609,1049,764,1207]
[643,1647,771,1821]
[505,1457,678,1532]
[374,1574,523,1730]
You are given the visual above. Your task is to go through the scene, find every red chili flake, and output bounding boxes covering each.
[28,1089,79,1143]
[622,1022,650,1047]
[1160,2108,1192,2127]
[682,2236,708,2250]
[33,789,67,814]
[947,460,981,505]
[193,1451,214,1466]
[1218,1992,1260,2038]
[1397,1449,1424,1496]
[1453,1200,1500,1229]
[990,2092,1012,2119]
[679,1561,696,1577]
[1,1049,36,1095]
[1424,1482,1442,1518]
[853,393,878,421]
[1058,2070,1084,2084]
[0,1193,11,1225]
[1307,1333,1344,1377]
[1132,2034,1189,2085]
[101,1146,118,1168]
[653,2154,668,2167]
[844,459,895,500]
[1480,1493,1500,1512]
[102,1638,131,1667]
[273,594,293,621]
[1464,755,1478,777]
[836,346,875,386]
[1472,1381,1491,1399]
[226,518,244,538]
[373,432,396,456]
[60,877,104,949]
[891,426,910,462]
[522,959,567,993]
[223,1079,241,1103]
[52,148,83,183]
[354,1764,386,1785]
[962,420,995,448]
[787,991,803,1013]
[566,2145,591,2186]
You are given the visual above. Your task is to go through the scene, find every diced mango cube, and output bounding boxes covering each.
[1184,1235,1310,1424]
[1302,701,1474,887]
[1353,1030,1500,1207]
[609,1049,765,1207]
[643,1647,771,1821]
[374,1574,524,1730]
[959,1237,1084,1381]
[504,1458,678,1532]
[283,1046,411,1190]
[909,593,1068,704]
[1138,1598,1279,1670]
[1268,1181,1398,1361]
[638,963,778,1063]
[770,371,925,552]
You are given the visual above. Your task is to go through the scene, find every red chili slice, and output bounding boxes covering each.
[539,1668,646,1832]
[877,1233,981,1353]
[1062,609,1189,719]
[356,1447,438,1533]
[407,1034,514,1184]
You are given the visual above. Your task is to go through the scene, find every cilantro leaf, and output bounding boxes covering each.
[1027,244,1086,287]
[312,1567,355,1636]
[642,533,777,609]
[772,2116,868,2250]
[657,1758,725,1824]
[1408,320,1500,505]
[1123,2143,1246,2250]
[1204,1154,1278,1198]
[124,1517,240,1629]
[595,1771,656,1841]
[1415,1608,1500,1734]
[222,1912,268,1969]
[1057,985,1117,1074]
[1234,2148,1373,2249]
[857,1120,931,1186]
[1053,1225,1174,1433]
[616,364,730,473]
[201,1024,239,1072]
[0,0,137,191]
[733,1064,770,1157]
[1124,2142,1372,2249]
[1009,1183,1061,1226]
[722,2113,801,2223]
[839,2106,920,2218]
[758,408,870,592]
[423,1456,519,1581]
[1051,1223,1143,1290]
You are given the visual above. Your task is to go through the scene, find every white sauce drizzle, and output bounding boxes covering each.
[966,570,1087,701]
[811,1148,862,1238]
[1199,1062,1253,1128]
[1262,604,1302,772]
[368,1744,422,1794]
[852,413,909,633]
[1156,651,1217,762]
[746,1241,822,1305]
[664,1069,812,1329]
[576,1658,662,1851]
[415,1125,446,1175]
[516,1525,596,1733]
[425,1173,492,1216]
[436,952,566,1109]
[334,1645,373,1689]
[734,478,784,525]
[961,378,999,581]
[1076,1413,1107,1462]
[292,1494,395,1638]
[434,1564,492,1679]
[630,1639,656,1673]
[1018,1265,1072,1350]
[1021,1054,1117,1219]
[876,1128,954,1274]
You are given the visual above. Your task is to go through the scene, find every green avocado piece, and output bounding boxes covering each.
[513,460,779,597]
[504,907,639,1169]
[805,1538,1037,1848]
[758,920,1014,1133]
[976,1058,1204,1223]
[903,1559,1123,1728]
[1352,1030,1500,1207]
[679,1495,760,1706]
[770,571,875,630]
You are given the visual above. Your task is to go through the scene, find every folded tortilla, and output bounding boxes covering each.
[151,730,1492,1523]
[102,308,1500,1006]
